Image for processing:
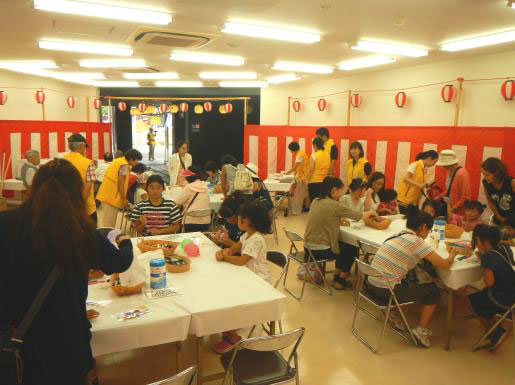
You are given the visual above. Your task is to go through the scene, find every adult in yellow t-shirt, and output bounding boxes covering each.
[286,141,310,215]
[347,141,370,187]
[64,134,98,224]
[316,127,339,176]
[147,128,156,161]
[397,150,439,210]
[307,137,331,201]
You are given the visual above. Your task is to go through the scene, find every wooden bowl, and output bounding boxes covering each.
[110,274,144,296]
[165,255,191,273]
[137,239,179,257]
[445,224,465,239]
[366,217,392,230]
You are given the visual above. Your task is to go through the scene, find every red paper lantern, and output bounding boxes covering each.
[117,101,127,111]
[292,100,301,112]
[66,96,76,109]
[203,101,213,112]
[0,91,7,105]
[317,98,327,111]
[351,93,362,108]
[179,102,189,112]
[138,103,147,113]
[395,92,407,108]
[501,79,515,101]
[93,98,101,110]
[159,103,169,113]
[35,90,45,104]
[441,84,456,103]
[224,103,233,113]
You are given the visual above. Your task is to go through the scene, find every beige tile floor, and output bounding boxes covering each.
[95,212,515,385]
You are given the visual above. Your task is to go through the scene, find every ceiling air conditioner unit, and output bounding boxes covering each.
[128,28,218,48]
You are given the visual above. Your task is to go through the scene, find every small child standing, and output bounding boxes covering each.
[448,200,485,232]
[213,200,272,353]
[377,188,399,215]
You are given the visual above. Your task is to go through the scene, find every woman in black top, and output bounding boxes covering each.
[481,157,515,225]
[0,159,133,385]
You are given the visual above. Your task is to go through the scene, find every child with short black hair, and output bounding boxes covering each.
[422,199,438,219]
[500,214,515,247]
[377,188,399,215]
[448,200,485,232]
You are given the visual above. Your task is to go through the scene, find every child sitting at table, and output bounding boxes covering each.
[130,175,182,236]
[340,178,366,211]
[211,192,246,248]
[213,200,272,353]
[467,224,515,351]
[448,200,485,232]
[377,188,399,215]
[500,215,514,247]
[421,199,438,218]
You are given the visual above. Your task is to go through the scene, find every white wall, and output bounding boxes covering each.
[261,50,515,127]
[0,70,99,122]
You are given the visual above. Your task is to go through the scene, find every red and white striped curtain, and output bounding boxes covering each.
[244,125,515,201]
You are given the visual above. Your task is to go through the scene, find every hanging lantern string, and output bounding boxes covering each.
[0,85,97,98]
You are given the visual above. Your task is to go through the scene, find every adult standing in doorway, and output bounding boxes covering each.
[481,157,515,225]
[97,149,142,228]
[64,134,98,224]
[307,137,331,201]
[147,127,156,161]
[168,140,192,186]
[316,127,339,176]
[347,141,369,187]
[435,149,471,216]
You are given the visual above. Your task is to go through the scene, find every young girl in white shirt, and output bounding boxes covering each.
[213,200,272,353]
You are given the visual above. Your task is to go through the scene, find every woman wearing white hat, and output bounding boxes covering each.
[435,149,471,216]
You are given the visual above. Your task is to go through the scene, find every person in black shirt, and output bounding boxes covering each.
[481,157,514,225]
[316,127,339,176]
[0,159,133,385]
[467,224,515,351]
[212,192,246,248]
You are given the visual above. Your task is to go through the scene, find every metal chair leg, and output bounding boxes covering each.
[377,299,393,353]
[472,308,513,352]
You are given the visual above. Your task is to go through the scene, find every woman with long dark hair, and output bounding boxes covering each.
[0,159,133,385]
[481,157,514,225]
[168,140,192,186]
[364,171,386,211]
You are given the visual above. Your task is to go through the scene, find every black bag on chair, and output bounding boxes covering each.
[0,266,59,384]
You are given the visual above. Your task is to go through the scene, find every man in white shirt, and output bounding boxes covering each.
[95,152,113,182]
[18,149,40,189]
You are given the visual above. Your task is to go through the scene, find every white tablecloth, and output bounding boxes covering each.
[263,178,293,192]
[164,186,224,212]
[2,179,25,191]
[339,218,483,290]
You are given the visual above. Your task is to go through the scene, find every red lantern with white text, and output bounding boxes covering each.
[35,90,45,104]
[441,84,456,103]
[179,102,189,112]
[501,80,515,101]
[292,100,300,112]
[224,102,233,113]
[159,103,169,113]
[317,98,327,111]
[117,101,126,111]
[203,101,213,112]
[395,92,407,108]
[66,96,76,109]
[93,98,101,110]
[351,93,362,108]
[138,103,147,113]
[0,91,7,105]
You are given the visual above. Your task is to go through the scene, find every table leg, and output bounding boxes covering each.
[175,341,182,372]
[196,337,202,385]
[445,289,454,351]
[269,321,276,335]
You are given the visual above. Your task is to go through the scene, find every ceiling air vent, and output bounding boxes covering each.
[128,28,218,49]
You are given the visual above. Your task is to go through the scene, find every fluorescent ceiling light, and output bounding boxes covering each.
[222,21,321,44]
[338,55,396,70]
[0,60,57,69]
[440,30,515,51]
[95,81,139,87]
[38,39,132,56]
[352,40,428,57]
[272,61,333,74]
[79,59,146,68]
[219,81,268,88]
[155,81,203,87]
[170,51,244,66]
[51,72,105,80]
[33,0,172,25]
[123,72,179,79]
[266,73,301,84]
[199,72,257,79]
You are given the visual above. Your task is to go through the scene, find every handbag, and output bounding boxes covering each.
[1,266,59,385]
[233,164,253,192]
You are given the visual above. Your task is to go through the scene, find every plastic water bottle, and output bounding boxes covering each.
[435,217,446,242]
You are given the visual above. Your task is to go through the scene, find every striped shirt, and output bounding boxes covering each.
[130,199,182,236]
[368,230,433,289]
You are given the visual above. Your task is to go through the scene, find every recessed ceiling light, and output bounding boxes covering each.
[219,81,268,88]
[170,51,244,66]
[0,60,58,69]
[95,81,139,87]
[440,29,515,52]
[155,81,203,87]
[38,39,133,56]
[222,21,321,44]
[79,59,147,68]
[266,73,301,84]
[271,61,333,74]
[199,72,257,79]
[338,55,396,70]
[123,72,179,80]
[352,40,428,57]
[33,0,172,25]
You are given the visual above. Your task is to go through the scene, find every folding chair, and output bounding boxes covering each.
[282,228,332,300]
[357,240,379,264]
[147,366,197,385]
[472,303,515,356]
[249,252,287,337]
[351,259,418,353]
[182,208,213,233]
[221,328,305,385]
[271,195,287,244]
[97,227,116,238]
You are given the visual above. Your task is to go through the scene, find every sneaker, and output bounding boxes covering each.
[385,310,408,333]
[332,276,353,290]
[412,326,432,348]
[486,327,508,351]
[212,335,242,354]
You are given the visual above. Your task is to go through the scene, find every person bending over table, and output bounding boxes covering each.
[220,154,240,198]
[0,159,133,385]
[367,205,457,348]
[214,201,272,354]
[364,171,385,212]
[481,157,515,225]
[304,176,376,290]
[376,188,400,216]
[204,160,222,191]
[307,137,331,201]
[210,192,246,248]
[131,175,182,236]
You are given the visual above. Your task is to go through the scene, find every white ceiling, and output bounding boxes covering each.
[1,0,515,86]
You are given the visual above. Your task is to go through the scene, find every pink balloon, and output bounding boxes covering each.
[184,243,200,257]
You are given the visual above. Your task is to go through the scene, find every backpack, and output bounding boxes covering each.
[253,178,274,211]
[233,164,253,192]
